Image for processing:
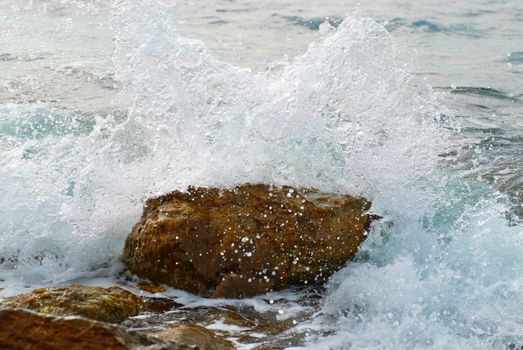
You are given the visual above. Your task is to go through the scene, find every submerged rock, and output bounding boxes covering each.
[123,184,373,298]
[150,324,236,350]
[138,302,315,349]
[1,284,144,323]
[0,308,185,350]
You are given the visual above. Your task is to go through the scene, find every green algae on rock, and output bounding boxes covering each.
[123,184,373,298]
[1,284,144,323]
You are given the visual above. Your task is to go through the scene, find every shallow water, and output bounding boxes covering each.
[0,0,522,349]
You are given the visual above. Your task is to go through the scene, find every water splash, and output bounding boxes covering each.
[110,0,444,199]
[0,0,441,281]
[0,0,436,284]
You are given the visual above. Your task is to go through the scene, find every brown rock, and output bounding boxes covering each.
[158,304,307,349]
[1,284,144,323]
[139,282,167,294]
[123,184,373,298]
[150,324,236,350]
[120,297,319,350]
[0,308,186,350]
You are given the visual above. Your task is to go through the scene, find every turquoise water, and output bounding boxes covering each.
[0,0,522,348]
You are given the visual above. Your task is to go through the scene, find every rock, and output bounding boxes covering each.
[150,324,236,350]
[142,296,181,314]
[138,282,167,294]
[0,308,186,350]
[121,286,323,349]
[123,184,373,298]
[1,284,144,323]
[158,304,307,349]
[121,297,320,350]
[123,287,325,350]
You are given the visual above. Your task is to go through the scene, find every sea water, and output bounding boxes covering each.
[0,0,522,349]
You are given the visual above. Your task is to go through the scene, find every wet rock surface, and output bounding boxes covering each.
[139,282,167,294]
[123,184,373,298]
[122,286,325,350]
[1,284,145,323]
[1,283,324,350]
[150,324,236,350]
[0,308,186,350]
